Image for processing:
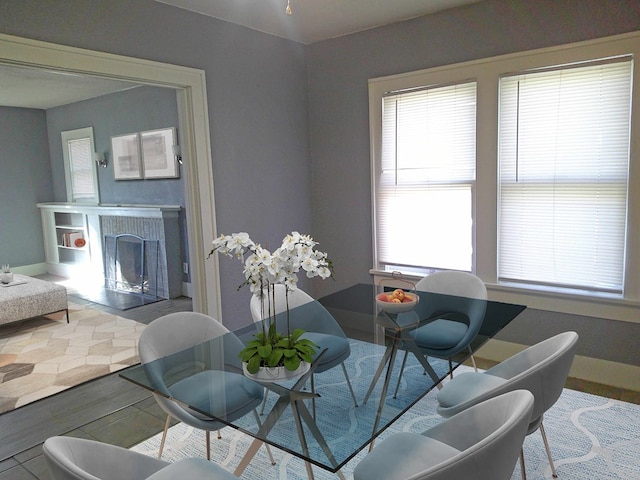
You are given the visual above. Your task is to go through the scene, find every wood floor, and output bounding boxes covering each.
[0,290,638,480]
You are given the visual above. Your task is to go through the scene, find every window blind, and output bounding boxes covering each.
[377,81,476,272]
[498,58,632,293]
[68,138,96,201]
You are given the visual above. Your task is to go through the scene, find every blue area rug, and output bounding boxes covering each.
[132,340,640,479]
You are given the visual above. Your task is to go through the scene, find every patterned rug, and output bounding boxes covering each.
[132,341,640,479]
[0,302,145,414]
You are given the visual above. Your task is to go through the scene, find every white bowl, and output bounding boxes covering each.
[376,291,419,314]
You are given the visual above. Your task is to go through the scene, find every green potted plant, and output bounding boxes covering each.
[209,231,333,380]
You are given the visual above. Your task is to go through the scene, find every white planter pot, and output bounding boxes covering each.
[0,272,13,284]
[242,361,310,383]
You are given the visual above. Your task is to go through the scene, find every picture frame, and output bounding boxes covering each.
[111,133,142,180]
[140,127,179,179]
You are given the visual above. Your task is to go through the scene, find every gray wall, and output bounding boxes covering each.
[0,0,311,330]
[306,0,640,366]
[46,85,184,206]
[45,84,188,281]
[0,107,51,267]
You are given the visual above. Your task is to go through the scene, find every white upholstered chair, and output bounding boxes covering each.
[353,390,534,480]
[138,311,274,464]
[249,284,358,408]
[43,436,237,480]
[436,331,579,479]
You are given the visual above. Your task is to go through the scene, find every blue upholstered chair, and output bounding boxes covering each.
[138,311,273,464]
[249,284,358,407]
[354,390,534,480]
[394,271,487,393]
[43,436,238,480]
[436,331,579,479]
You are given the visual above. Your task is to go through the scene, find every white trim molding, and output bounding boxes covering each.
[0,33,221,320]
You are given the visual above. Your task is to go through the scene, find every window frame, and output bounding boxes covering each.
[368,31,640,323]
[61,126,100,204]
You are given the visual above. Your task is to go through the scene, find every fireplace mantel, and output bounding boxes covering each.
[37,203,183,298]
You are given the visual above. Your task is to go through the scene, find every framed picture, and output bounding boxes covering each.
[111,133,142,180]
[140,127,179,179]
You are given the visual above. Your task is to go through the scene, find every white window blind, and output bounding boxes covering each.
[377,81,476,272]
[68,138,95,200]
[62,127,99,204]
[498,58,632,293]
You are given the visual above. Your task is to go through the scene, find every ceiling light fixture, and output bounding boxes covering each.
[286,0,292,15]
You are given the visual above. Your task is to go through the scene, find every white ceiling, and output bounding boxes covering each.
[156,0,483,45]
[1,0,482,109]
[0,64,141,109]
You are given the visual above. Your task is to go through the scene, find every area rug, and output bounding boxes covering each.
[0,302,145,414]
[132,340,640,479]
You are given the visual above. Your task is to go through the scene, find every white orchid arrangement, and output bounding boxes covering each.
[209,231,333,372]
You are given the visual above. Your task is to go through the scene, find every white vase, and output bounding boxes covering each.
[242,361,310,383]
[0,272,13,284]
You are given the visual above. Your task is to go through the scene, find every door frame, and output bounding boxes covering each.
[0,33,221,318]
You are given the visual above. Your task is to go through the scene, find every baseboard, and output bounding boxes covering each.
[476,338,640,392]
[10,263,48,276]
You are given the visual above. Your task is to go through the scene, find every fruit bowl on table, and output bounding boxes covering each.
[376,288,419,314]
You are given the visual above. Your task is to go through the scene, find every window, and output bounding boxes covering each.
[498,59,632,294]
[61,127,100,203]
[369,32,640,319]
[376,82,476,273]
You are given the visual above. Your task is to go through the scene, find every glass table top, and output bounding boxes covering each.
[120,282,526,474]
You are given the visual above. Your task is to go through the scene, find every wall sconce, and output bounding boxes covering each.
[172,145,183,165]
[94,152,108,168]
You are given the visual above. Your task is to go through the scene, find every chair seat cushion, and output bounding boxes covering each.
[302,332,350,371]
[170,370,263,421]
[353,432,461,480]
[437,372,507,408]
[147,458,237,479]
[410,319,468,350]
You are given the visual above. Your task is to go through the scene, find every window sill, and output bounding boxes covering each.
[370,268,640,324]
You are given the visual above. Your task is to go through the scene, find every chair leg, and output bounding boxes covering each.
[448,357,454,379]
[217,429,221,439]
[393,350,409,399]
[341,362,358,407]
[468,345,478,371]
[206,430,211,461]
[158,414,171,459]
[539,422,558,478]
[520,448,527,480]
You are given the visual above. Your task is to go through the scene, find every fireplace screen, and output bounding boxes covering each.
[103,234,160,298]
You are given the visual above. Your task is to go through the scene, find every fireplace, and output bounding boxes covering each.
[103,234,160,298]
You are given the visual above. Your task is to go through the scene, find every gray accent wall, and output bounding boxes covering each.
[305,0,640,365]
[46,85,184,206]
[0,107,50,267]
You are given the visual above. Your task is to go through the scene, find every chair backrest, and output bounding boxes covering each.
[416,271,487,300]
[249,284,313,321]
[249,284,345,338]
[413,271,488,344]
[438,331,579,423]
[139,311,231,362]
[354,390,534,480]
[422,390,534,480]
[43,436,167,480]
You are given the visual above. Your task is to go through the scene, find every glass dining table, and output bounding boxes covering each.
[120,282,526,478]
